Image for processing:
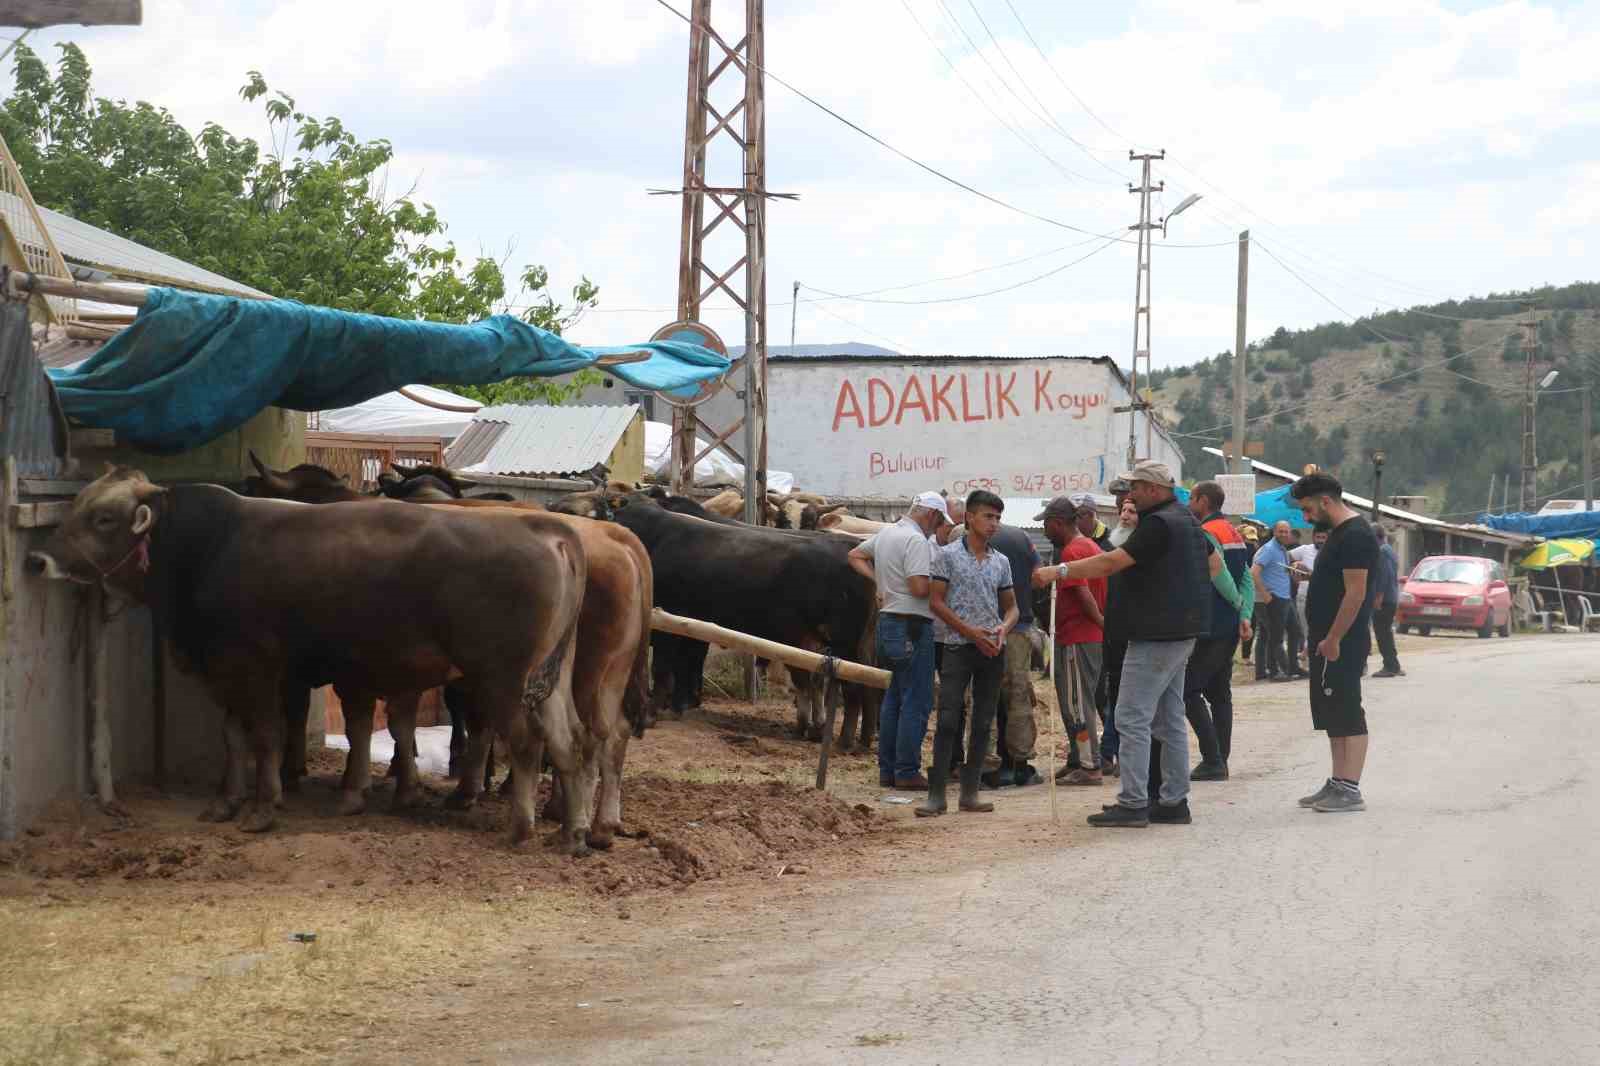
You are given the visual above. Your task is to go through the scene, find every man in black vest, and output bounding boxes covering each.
[1050,461,1213,827]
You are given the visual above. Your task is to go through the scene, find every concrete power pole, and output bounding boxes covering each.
[669,0,774,520]
[1584,376,1594,512]
[1519,313,1539,511]
[1126,151,1163,467]
[1230,230,1249,474]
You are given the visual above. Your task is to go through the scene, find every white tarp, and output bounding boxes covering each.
[643,420,795,495]
[313,384,480,439]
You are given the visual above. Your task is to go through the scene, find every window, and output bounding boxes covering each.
[1411,558,1490,584]
[623,389,655,421]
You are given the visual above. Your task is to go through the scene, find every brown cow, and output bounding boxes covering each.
[27,468,586,845]
[248,458,653,850]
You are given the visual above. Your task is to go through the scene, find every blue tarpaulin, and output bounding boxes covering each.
[1478,510,1600,541]
[1245,484,1312,530]
[46,288,731,453]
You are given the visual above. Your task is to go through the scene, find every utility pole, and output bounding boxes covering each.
[1584,358,1594,512]
[1519,311,1539,511]
[668,0,780,518]
[1486,471,1496,516]
[790,279,799,352]
[1230,230,1249,474]
[1126,150,1163,466]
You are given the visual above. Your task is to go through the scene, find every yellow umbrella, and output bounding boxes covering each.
[1516,538,1596,571]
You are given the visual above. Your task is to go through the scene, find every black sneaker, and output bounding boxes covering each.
[1372,668,1405,678]
[1150,799,1192,824]
[1087,804,1149,828]
[1190,761,1229,781]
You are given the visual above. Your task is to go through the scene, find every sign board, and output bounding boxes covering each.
[1244,441,1266,457]
[1216,474,1258,517]
[762,358,1185,498]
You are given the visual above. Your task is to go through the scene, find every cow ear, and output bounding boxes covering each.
[131,503,155,535]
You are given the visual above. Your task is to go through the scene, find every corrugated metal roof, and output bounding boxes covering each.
[1,191,269,299]
[446,404,640,477]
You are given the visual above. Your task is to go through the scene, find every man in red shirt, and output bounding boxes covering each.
[1032,496,1107,785]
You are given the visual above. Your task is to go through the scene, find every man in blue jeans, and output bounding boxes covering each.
[1051,461,1214,827]
[848,492,951,789]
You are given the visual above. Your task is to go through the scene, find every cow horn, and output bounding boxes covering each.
[247,451,292,494]
[131,503,154,535]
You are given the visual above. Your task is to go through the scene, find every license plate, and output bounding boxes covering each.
[1422,605,1451,616]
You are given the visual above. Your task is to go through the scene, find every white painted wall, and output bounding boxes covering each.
[762,358,1183,498]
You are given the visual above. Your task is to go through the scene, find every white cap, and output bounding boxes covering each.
[913,491,954,524]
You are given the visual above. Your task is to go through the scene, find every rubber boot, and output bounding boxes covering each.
[916,728,955,818]
[958,763,994,813]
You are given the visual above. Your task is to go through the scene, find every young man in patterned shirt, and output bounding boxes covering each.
[918,490,1018,818]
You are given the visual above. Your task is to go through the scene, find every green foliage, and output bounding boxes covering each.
[1502,335,1523,362]
[1,42,602,406]
[1270,380,1285,399]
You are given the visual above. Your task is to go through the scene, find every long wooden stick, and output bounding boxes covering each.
[1046,581,1059,824]
[649,608,890,689]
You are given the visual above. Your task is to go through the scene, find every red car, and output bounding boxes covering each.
[1396,555,1513,638]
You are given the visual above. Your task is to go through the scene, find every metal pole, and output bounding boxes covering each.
[1231,231,1249,474]
[1372,463,1382,521]
[740,0,767,701]
[790,279,799,351]
[671,0,712,494]
[1584,381,1593,512]
[1486,471,1495,516]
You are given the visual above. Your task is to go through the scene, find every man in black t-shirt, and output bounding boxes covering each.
[1290,472,1379,813]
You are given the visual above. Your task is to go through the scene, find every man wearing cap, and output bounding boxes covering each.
[848,492,951,790]
[1074,493,1115,552]
[1048,461,1215,828]
[1032,496,1107,785]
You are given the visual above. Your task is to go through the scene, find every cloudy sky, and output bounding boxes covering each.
[26,0,1600,368]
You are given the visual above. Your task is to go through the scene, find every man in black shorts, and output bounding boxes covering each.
[1290,472,1379,813]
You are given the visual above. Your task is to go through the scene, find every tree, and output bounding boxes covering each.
[1,42,601,404]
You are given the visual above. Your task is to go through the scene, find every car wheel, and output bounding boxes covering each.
[1418,626,1431,637]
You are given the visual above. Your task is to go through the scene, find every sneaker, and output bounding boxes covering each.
[1054,761,1083,781]
[1190,761,1229,781]
[1087,804,1149,828]
[894,773,930,791]
[1013,768,1045,787]
[878,772,895,788]
[1060,768,1103,786]
[1314,784,1365,813]
[1298,779,1335,808]
[1149,799,1192,824]
[1372,668,1405,678]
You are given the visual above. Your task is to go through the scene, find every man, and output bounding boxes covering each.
[987,517,1043,787]
[918,490,1018,817]
[1291,472,1379,813]
[1290,529,1328,646]
[1096,478,1132,774]
[1251,521,1301,682]
[848,492,951,790]
[1030,496,1106,786]
[1074,493,1114,552]
[1049,461,1213,828]
[1239,524,1262,663]
[1185,481,1255,781]
[1370,526,1405,678]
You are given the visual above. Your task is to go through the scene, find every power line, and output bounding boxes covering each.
[648,0,1236,249]
[998,0,1132,147]
[802,235,1119,304]
[897,0,1104,186]
[802,294,917,352]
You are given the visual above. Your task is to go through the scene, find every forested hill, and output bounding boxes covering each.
[1149,281,1600,518]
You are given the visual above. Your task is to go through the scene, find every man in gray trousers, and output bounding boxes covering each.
[1048,461,1215,827]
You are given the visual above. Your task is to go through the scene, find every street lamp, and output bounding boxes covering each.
[1371,450,1386,521]
[1532,370,1561,505]
[1161,193,1203,237]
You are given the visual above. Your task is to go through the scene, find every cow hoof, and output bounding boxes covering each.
[587,825,616,851]
[237,806,276,833]
[508,820,536,847]
[442,789,478,811]
[97,798,131,820]
[335,791,368,817]
[835,740,856,755]
[559,836,592,859]
[391,787,425,811]
[198,798,243,823]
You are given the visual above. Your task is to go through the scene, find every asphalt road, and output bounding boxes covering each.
[483,634,1600,1065]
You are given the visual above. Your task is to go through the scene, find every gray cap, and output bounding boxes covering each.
[1032,495,1077,522]
[1116,460,1175,488]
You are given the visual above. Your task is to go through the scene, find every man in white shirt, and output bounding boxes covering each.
[1290,529,1328,644]
[849,491,952,789]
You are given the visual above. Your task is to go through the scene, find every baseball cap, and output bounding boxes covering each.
[1067,492,1096,511]
[1115,460,1176,488]
[1032,495,1077,522]
[913,491,953,523]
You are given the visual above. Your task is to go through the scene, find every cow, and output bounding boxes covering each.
[248,457,653,850]
[554,488,878,750]
[27,467,587,846]
[816,510,889,538]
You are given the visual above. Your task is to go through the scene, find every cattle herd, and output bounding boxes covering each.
[25,459,885,858]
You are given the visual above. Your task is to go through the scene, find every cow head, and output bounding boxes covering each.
[245,452,356,504]
[27,466,165,596]
[550,488,626,521]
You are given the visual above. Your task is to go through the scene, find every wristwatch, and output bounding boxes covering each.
[1058,562,1069,580]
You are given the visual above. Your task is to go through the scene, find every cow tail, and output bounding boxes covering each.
[623,553,654,737]
[523,538,585,711]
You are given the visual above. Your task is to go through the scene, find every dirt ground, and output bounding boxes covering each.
[0,632,1445,1065]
